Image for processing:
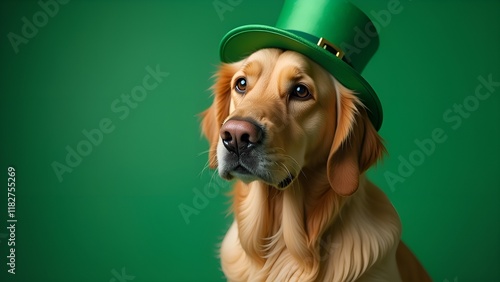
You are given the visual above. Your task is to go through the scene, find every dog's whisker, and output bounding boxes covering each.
[200,157,214,176]
[271,154,302,177]
[209,167,221,185]
[197,149,215,157]
[277,161,292,178]
[199,151,219,179]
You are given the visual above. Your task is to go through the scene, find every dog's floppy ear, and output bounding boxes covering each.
[200,63,238,168]
[327,80,386,196]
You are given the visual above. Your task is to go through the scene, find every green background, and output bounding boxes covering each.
[1,0,499,281]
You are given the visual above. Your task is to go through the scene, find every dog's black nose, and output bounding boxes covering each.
[220,119,263,155]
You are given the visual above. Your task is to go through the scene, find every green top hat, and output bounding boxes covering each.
[219,0,383,130]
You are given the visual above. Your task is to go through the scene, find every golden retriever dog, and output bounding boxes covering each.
[201,48,430,281]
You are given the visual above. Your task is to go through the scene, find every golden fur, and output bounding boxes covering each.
[201,49,430,281]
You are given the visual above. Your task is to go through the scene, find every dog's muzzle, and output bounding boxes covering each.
[218,118,296,189]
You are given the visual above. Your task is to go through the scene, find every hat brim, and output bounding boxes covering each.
[219,24,382,131]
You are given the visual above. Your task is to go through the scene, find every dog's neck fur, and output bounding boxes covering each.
[220,170,402,282]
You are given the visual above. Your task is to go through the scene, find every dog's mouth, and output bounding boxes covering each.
[277,174,295,189]
[227,163,295,189]
[233,164,251,175]
[226,164,257,183]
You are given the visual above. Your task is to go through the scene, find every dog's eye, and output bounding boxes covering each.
[290,84,311,100]
[235,77,247,94]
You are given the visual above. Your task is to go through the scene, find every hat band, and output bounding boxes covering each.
[317,37,344,60]
[286,30,349,64]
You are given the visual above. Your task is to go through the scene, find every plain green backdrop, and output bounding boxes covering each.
[0,0,499,281]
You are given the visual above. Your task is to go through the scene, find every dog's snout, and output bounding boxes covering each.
[220,119,262,154]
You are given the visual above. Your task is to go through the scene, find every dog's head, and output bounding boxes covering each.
[201,48,385,196]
